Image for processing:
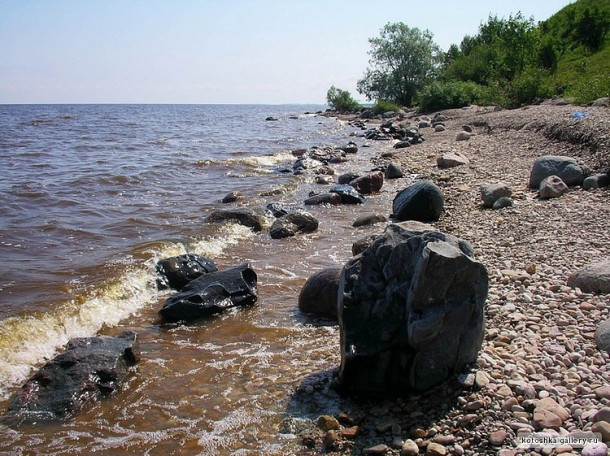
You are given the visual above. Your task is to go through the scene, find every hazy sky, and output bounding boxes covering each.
[1,0,573,104]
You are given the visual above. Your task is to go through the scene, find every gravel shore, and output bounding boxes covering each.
[295,104,609,456]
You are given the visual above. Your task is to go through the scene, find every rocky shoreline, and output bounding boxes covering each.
[289,104,609,455]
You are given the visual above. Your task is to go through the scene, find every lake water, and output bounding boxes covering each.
[0,104,407,454]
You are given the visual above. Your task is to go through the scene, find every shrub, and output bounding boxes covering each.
[505,67,554,107]
[371,99,402,115]
[416,81,498,111]
[326,86,361,112]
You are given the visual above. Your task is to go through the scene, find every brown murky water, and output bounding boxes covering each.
[0,104,412,454]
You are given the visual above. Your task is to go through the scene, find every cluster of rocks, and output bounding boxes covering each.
[291,104,609,455]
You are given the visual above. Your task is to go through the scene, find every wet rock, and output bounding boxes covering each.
[330,185,366,204]
[539,175,569,199]
[392,180,444,222]
[270,211,319,239]
[204,208,264,232]
[337,224,488,393]
[156,253,218,291]
[437,152,469,168]
[338,172,361,185]
[529,155,586,188]
[298,267,342,319]
[222,191,243,203]
[349,171,384,194]
[567,259,610,293]
[353,214,387,227]
[594,318,610,355]
[315,175,333,185]
[159,263,258,322]
[352,234,379,256]
[265,116,278,121]
[4,331,139,424]
[481,183,512,208]
[583,174,610,190]
[304,192,342,206]
[385,162,404,179]
[340,142,358,154]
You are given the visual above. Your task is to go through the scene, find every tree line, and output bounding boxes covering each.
[327,0,610,112]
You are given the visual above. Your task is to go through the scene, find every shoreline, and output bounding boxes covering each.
[294,104,609,455]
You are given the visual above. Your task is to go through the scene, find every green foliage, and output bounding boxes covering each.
[357,22,441,107]
[505,67,554,107]
[371,99,402,115]
[416,81,499,111]
[326,86,361,112]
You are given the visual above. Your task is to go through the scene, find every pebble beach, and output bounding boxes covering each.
[294,103,610,456]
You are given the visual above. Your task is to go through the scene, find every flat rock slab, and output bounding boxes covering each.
[4,331,139,425]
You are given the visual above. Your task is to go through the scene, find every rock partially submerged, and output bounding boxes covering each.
[337,224,488,393]
[204,208,264,232]
[156,253,218,290]
[159,263,258,322]
[298,267,342,319]
[4,331,139,425]
[270,211,319,239]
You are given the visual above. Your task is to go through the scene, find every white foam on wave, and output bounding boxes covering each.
[191,222,256,258]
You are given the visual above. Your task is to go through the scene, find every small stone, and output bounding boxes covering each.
[502,397,519,411]
[465,400,485,411]
[458,372,475,387]
[410,428,428,439]
[539,175,568,199]
[401,439,420,456]
[582,442,608,456]
[426,442,447,456]
[433,435,455,445]
[593,385,610,399]
[489,429,508,446]
[364,443,390,455]
[455,131,471,141]
[475,371,490,388]
[555,444,573,454]
[317,415,340,431]
[592,421,610,442]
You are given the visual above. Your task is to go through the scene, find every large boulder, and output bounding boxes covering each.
[270,212,319,239]
[204,208,264,232]
[159,263,258,322]
[156,254,218,290]
[567,259,610,294]
[337,224,488,393]
[298,267,343,319]
[4,331,139,424]
[529,156,587,188]
[349,172,384,194]
[392,180,444,222]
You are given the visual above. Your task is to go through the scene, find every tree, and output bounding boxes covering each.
[357,23,441,107]
[326,86,361,112]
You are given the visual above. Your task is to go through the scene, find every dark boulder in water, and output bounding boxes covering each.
[4,331,139,425]
[156,253,218,291]
[330,185,366,204]
[270,211,319,239]
[349,171,383,194]
[204,208,264,232]
[298,267,342,319]
[338,172,361,185]
[159,263,258,322]
[304,192,342,206]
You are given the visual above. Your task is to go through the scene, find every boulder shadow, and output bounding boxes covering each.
[283,367,469,455]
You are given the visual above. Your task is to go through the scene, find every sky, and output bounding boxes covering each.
[0,0,574,104]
